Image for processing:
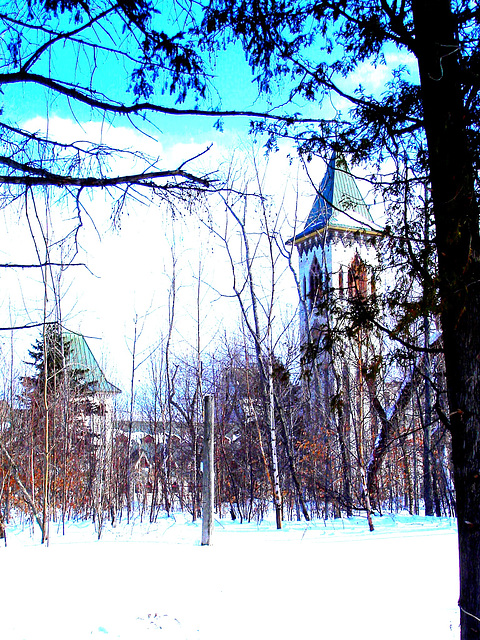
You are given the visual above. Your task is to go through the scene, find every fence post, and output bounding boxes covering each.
[201,394,214,545]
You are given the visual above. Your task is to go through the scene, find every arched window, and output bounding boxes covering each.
[308,255,323,309]
[348,252,368,299]
[338,266,344,298]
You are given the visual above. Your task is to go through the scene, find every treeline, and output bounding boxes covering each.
[0,323,454,540]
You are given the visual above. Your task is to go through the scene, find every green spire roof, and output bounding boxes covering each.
[64,330,121,394]
[293,152,380,243]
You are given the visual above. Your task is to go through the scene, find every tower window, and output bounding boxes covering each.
[338,267,344,298]
[348,252,368,299]
[308,255,323,309]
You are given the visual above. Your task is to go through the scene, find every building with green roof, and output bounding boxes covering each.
[64,330,121,440]
[64,330,121,395]
[293,152,380,243]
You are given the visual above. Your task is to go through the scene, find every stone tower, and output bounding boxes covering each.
[292,151,381,356]
[291,152,382,519]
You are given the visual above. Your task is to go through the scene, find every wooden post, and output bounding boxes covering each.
[201,395,214,546]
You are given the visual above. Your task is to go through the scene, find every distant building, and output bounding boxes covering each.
[64,330,121,441]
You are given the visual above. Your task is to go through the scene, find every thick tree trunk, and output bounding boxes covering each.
[413,2,480,637]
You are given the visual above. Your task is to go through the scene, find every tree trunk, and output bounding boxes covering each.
[422,352,434,517]
[268,357,282,530]
[366,357,427,503]
[274,396,310,521]
[413,2,480,637]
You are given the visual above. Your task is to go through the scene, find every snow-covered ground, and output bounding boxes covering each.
[1,513,459,639]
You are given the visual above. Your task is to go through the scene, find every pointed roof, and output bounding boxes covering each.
[64,330,121,395]
[292,152,381,244]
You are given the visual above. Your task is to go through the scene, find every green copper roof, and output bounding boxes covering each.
[294,152,380,243]
[64,330,121,394]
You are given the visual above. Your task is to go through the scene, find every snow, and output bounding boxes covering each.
[1,513,459,639]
